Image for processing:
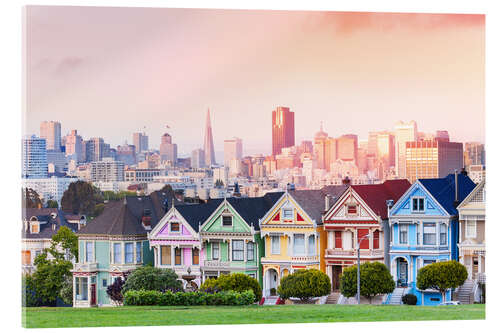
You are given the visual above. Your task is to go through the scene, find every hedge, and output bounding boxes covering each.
[123,289,255,306]
[199,273,262,301]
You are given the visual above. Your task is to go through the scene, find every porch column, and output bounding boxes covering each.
[87,276,91,305]
[369,229,374,250]
[243,240,247,262]
[73,275,76,305]
[228,239,232,262]
[327,231,333,249]
[305,233,309,256]
[478,255,482,278]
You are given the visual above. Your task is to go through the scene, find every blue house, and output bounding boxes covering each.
[388,172,476,305]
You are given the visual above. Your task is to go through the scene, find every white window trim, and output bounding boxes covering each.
[221,215,233,227]
[422,222,438,246]
[271,236,281,255]
[465,218,477,238]
[398,224,409,245]
[293,234,306,256]
[174,247,183,266]
[212,242,220,260]
[112,242,123,264]
[84,241,95,263]
[169,222,181,233]
[124,242,135,264]
[411,196,425,212]
[282,208,294,220]
[439,223,448,246]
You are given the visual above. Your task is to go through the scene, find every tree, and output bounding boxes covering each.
[46,200,59,208]
[122,266,183,294]
[22,188,42,209]
[32,252,73,305]
[416,260,468,303]
[50,226,78,260]
[61,181,103,217]
[22,274,41,307]
[59,276,73,305]
[106,277,126,306]
[200,273,262,301]
[102,191,137,201]
[340,262,395,304]
[277,269,331,302]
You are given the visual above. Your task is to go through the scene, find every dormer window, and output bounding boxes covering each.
[222,215,233,227]
[283,208,293,220]
[347,205,357,215]
[170,222,180,232]
[30,222,40,234]
[412,197,425,212]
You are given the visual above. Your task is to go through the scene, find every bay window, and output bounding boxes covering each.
[232,240,244,261]
[423,223,436,245]
[271,236,280,255]
[466,219,476,238]
[247,242,254,261]
[308,235,315,255]
[192,248,199,265]
[399,224,408,244]
[293,234,305,255]
[113,243,122,264]
[160,245,171,265]
[175,248,182,265]
[439,224,447,245]
[85,241,94,263]
[212,242,219,260]
[136,242,142,263]
[125,242,134,264]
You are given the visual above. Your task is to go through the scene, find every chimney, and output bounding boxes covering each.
[460,167,468,176]
[342,176,351,186]
[142,208,152,229]
[325,194,331,212]
[454,170,459,207]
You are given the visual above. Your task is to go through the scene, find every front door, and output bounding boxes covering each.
[398,260,408,286]
[473,257,479,279]
[90,284,96,306]
[332,266,342,291]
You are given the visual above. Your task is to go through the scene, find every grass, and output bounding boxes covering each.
[23,303,485,328]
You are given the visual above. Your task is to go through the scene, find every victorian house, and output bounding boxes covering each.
[456,179,485,303]
[388,172,475,305]
[72,191,169,307]
[322,180,410,292]
[199,193,282,286]
[259,186,347,298]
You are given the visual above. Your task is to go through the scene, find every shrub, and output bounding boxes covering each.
[417,260,467,302]
[123,289,255,306]
[277,269,330,302]
[59,276,73,305]
[199,273,262,301]
[106,277,126,305]
[22,275,41,307]
[340,262,395,303]
[402,293,417,305]
[122,266,183,295]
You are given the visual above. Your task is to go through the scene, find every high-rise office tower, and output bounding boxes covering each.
[337,134,358,164]
[116,143,137,166]
[435,130,450,142]
[85,137,110,162]
[203,109,216,166]
[272,106,295,156]
[64,129,85,162]
[191,148,205,169]
[376,131,396,169]
[224,137,242,167]
[40,121,62,151]
[395,121,418,178]
[160,133,178,165]
[405,139,463,183]
[22,135,48,178]
[464,142,485,168]
[313,123,328,170]
[133,131,149,154]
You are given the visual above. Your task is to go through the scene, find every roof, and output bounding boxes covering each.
[289,185,348,224]
[22,208,78,239]
[174,199,224,232]
[226,192,284,230]
[78,191,171,236]
[352,179,411,219]
[419,173,476,216]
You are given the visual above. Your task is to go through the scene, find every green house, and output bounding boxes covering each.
[199,194,282,287]
[72,192,169,307]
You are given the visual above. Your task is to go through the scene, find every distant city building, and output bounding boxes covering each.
[90,157,124,182]
[213,166,229,187]
[337,134,358,164]
[376,131,396,169]
[224,137,242,167]
[435,130,450,142]
[313,123,329,170]
[40,121,62,151]
[22,135,48,178]
[467,164,485,184]
[85,137,110,162]
[116,143,136,166]
[191,148,205,169]
[46,150,67,173]
[405,140,463,183]
[464,142,485,168]
[159,133,178,165]
[132,131,149,154]
[395,121,418,178]
[64,130,85,163]
[124,168,162,182]
[22,176,78,205]
[203,109,216,166]
[272,106,295,156]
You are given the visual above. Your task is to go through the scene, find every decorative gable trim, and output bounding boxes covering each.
[200,200,251,233]
[458,180,485,209]
[323,187,379,222]
[259,192,316,227]
[148,207,198,240]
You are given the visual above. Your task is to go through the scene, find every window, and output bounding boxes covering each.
[308,235,315,255]
[412,198,425,212]
[222,216,232,226]
[249,273,256,279]
[85,242,94,263]
[358,229,369,249]
[76,277,88,301]
[283,208,293,219]
[113,243,122,264]
[136,242,142,263]
[271,236,280,255]
[160,245,171,265]
[335,231,342,248]
[373,230,380,249]
[232,240,244,261]
[125,242,134,264]
[175,248,182,265]
[439,224,447,245]
[466,219,477,238]
[417,224,421,245]
[102,279,107,287]
[423,223,436,245]
[293,234,305,255]
[192,248,199,265]
[423,259,436,266]
[247,242,255,261]
[170,222,180,232]
[347,205,357,215]
[399,225,408,244]
[31,223,39,234]
[212,243,220,260]
[22,250,31,265]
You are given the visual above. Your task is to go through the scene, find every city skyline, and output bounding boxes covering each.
[25,7,484,155]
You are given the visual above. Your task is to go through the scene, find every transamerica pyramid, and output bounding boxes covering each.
[203,108,216,167]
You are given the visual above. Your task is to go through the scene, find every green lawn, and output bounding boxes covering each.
[23,304,485,328]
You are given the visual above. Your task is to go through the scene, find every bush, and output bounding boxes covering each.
[340,262,395,303]
[277,269,330,302]
[123,289,255,306]
[199,273,262,301]
[402,293,417,305]
[417,260,467,302]
[59,276,73,305]
[122,266,183,295]
[106,277,126,305]
[22,275,41,307]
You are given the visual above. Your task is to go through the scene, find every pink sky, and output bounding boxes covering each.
[25,6,484,157]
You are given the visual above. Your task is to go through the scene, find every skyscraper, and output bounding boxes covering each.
[64,129,85,163]
[85,137,110,162]
[337,134,358,164]
[464,142,485,168]
[160,133,177,165]
[133,131,149,154]
[191,148,205,169]
[272,106,295,156]
[203,109,216,167]
[22,135,48,178]
[313,123,328,170]
[224,137,242,167]
[40,121,61,151]
[395,121,418,178]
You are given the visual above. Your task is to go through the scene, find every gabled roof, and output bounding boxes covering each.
[419,173,476,216]
[457,179,485,209]
[22,208,77,239]
[174,199,223,232]
[288,185,348,224]
[351,179,411,220]
[225,192,284,230]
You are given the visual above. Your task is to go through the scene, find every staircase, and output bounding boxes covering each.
[456,280,475,304]
[326,292,340,304]
[263,296,279,305]
[388,287,406,305]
